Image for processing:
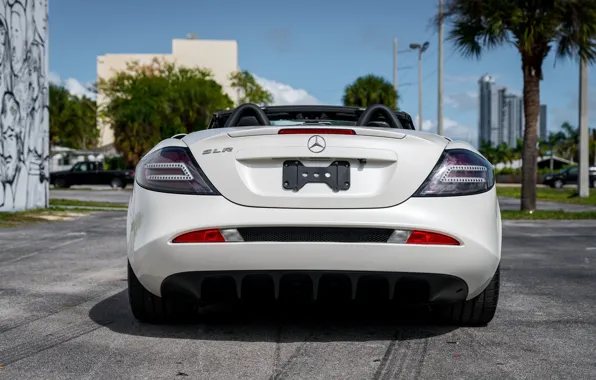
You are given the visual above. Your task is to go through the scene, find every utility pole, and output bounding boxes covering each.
[393,38,398,104]
[437,0,444,136]
[410,41,430,130]
[578,58,589,197]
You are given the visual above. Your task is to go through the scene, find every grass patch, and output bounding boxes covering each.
[51,187,133,191]
[497,187,596,206]
[0,207,90,228]
[0,206,126,228]
[501,210,596,220]
[50,199,128,209]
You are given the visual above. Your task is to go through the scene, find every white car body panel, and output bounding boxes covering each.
[128,110,501,311]
[181,126,450,209]
[127,183,501,301]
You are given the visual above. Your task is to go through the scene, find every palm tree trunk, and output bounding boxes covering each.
[520,65,540,211]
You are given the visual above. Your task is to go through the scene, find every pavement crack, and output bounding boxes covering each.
[0,319,112,366]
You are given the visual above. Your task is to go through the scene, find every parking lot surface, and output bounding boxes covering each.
[1,213,595,379]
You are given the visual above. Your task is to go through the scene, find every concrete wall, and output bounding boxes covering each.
[0,0,49,211]
[97,38,240,148]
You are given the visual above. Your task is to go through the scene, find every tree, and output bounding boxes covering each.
[441,0,596,211]
[558,121,580,160]
[49,83,99,150]
[342,74,398,110]
[98,58,233,166]
[478,140,497,164]
[229,70,273,105]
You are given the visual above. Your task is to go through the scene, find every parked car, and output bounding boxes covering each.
[542,165,596,188]
[50,161,135,189]
[127,103,502,326]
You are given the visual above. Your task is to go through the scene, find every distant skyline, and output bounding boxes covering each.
[478,75,549,148]
[48,0,596,145]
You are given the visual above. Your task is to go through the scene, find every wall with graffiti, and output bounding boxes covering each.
[0,0,48,211]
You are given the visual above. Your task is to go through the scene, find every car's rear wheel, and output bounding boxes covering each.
[111,177,125,189]
[127,261,195,323]
[554,179,564,188]
[433,266,500,327]
[54,178,69,188]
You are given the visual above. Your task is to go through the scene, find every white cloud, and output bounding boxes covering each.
[48,71,61,85]
[415,115,477,146]
[50,72,96,100]
[254,75,320,105]
[445,91,478,110]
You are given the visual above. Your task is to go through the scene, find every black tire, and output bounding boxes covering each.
[127,261,194,323]
[110,177,124,189]
[433,266,500,327]
[54,178,69,189]
[554,179,564,189]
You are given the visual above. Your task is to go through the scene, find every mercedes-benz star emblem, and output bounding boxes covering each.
[307,135,326,153]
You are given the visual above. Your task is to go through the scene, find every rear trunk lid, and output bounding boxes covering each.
[183,127,448,209]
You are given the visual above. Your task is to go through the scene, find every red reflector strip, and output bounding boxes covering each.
[406,230,460,245]
[278,128,356,135]
[172,229,226,243]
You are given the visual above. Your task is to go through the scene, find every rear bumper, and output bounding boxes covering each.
[127,185,501,302]
[161,270,469,306]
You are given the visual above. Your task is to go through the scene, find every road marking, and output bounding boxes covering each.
[66,232,87,236]
[586,247,596,251]
[0,238,85,265]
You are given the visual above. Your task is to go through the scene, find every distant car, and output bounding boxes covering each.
[50,161,135,189]
[542,166,596,188]
[126,103,502,326]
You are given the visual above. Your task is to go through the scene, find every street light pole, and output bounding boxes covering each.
[578,58,589,197]
[410,41,430,130]
[438,0,444,136]
[393,38,398,108]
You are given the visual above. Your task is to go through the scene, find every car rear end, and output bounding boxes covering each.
[127,125,501,313]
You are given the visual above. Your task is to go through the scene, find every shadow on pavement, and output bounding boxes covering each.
[89,290,458,342]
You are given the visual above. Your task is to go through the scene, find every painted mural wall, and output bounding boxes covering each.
[0,0,49,211]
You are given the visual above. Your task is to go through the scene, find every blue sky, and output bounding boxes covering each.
[49,0,596,146]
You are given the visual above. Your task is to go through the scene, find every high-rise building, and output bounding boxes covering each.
[478,74,507,147]
[539,105,548,141]
[505,94,523,146]
[478,74,546,148]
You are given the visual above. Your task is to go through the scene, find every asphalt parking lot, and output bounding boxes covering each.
[1,212,595,379]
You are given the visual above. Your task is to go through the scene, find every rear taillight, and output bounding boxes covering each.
[414,149,495,197]
[136,147,219,195]
[172,229,226,243]
[405,230,460,245]
[278,128,356,135]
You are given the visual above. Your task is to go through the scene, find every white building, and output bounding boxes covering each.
[96,36,240,149]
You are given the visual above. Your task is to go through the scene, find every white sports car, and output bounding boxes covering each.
[126,103,501,326]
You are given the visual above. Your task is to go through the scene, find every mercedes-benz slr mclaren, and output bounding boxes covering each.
[126,103,501,326]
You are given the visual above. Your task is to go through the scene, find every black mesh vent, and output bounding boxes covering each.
[236,227,394,243]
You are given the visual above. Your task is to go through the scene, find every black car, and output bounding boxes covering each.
[50,161,135,189]
[542,165,596,188]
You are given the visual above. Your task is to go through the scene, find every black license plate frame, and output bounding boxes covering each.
[282,160,351,192]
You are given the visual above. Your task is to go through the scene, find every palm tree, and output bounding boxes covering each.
[342,74,398,110]
[441,0,596,211]
[495,142,513,167]
[478,140,497,164]
[557,122,580,161]
[512,138,524,163]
